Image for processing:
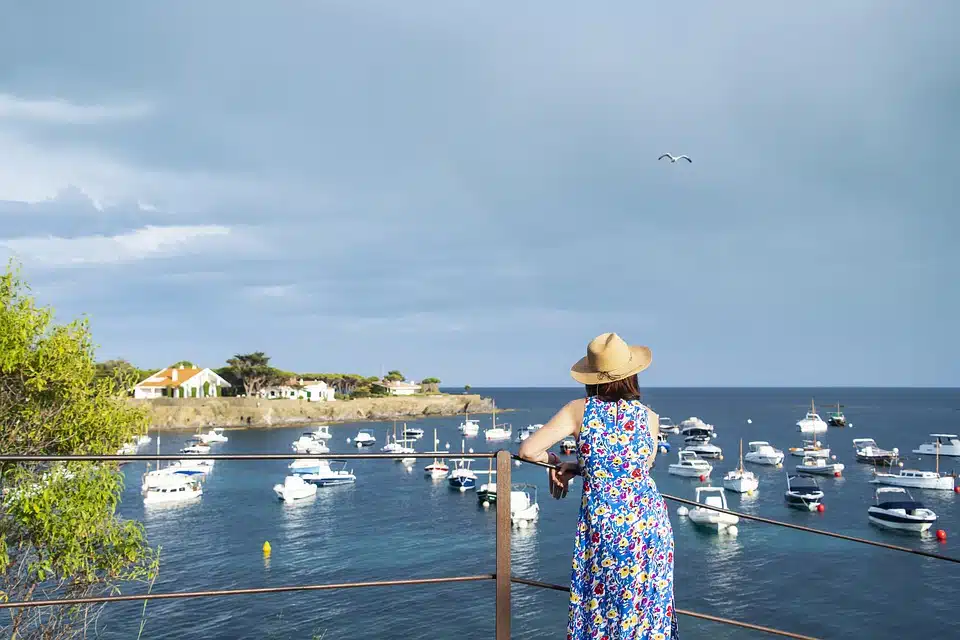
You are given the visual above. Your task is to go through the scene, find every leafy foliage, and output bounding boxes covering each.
[223,352,283,396]
[464,385,472,393]
[420,377,441,393]
[0,264,158,638]
[384,370,404,382]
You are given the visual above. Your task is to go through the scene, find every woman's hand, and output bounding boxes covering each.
[547,452,579,500]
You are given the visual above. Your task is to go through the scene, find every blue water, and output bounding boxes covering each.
[102,388,959,639]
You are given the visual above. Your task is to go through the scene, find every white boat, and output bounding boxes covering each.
[826,403,847,427]
[683,439,723,459]
[309,425,332,440]
[868,487,937,533]
[560,437,577,455]
[459,413,480,437]
[353,429,376,447]
[913,434,960,457]
[872,444,956,490]
[668,450,713,478]
[744,441,784,466]
[273,475,318,501]
[198,428,228,444]
[423,428,450,478]
[796,399,828,434]
[402,425,424,440]
[448,459,477,491]
[301,460,357,486]
[292,433,330,454]
[484,401,512,441]
[174,457,215,473]
[134,434,152,447]
[688,487,739,533]
[510,484,540,527]
[477,459,498,505]
[795,455,844,477]
[723,440,759,494]
[680,417,716,440]
[143,475,202,505]
[784,474,824,511]
[180,442,211,455]
[288,458,324,474]
[788,440,830,459]
[514,426,535,443]
[852,438,898,465]
[659,417,680,435]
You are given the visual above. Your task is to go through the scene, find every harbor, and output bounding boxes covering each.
[100,387,958,639]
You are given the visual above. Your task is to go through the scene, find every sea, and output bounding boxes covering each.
[99,388,959,640]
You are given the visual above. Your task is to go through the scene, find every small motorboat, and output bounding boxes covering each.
[687,487,739,534]
[310,425,332,440]
[448,458,477,491]
[668,450,713,478]
[288,458,323,475]
[292,433,330,454]
[198,428,229,444]
[514,426,534,443]
[912,434,960,457]
[560,437,577,455]
[301,460,356,486]
[142,476,203,505]
[683,438,723,460]
[273,475,318,501]
[744,441,784,466]
[852,438,898,465]
[485,425,512,441]
[784,474,824,511]
[788,440,830,459]
[458,414,480,437]
[679,417,716,440]
[659,417,680,435]
[180,441,211,455]
[402,425,424,440]
[510,484,540,528]
[353,429,376,447]
[868,487,937,533]
[796,399,828,434]
[795,455,844,477]
[827,403,847,427]
[723,440,759,494]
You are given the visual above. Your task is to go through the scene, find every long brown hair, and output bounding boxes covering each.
[585,374,641,403]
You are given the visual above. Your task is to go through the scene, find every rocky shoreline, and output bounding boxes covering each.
[135,394,496,430]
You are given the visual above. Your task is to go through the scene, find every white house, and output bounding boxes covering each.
[133,365,231,399]
[374,380,422,396]
[260,378,336,402]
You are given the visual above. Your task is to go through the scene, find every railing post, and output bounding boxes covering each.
[495,450,511,640]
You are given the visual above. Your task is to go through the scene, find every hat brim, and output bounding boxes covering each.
[570,345,652,385]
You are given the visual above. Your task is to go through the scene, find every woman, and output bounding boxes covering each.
[519,333,678,639]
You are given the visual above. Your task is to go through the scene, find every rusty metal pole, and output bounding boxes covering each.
[495,450,511,640]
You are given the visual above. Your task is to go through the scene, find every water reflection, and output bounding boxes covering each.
[512,524,539,576]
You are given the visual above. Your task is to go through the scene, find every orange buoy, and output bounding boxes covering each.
[936,529,947,542]
[698,475,706,482]
[817,504,825,513]
[834,471,841,478]
[953,486,959,494]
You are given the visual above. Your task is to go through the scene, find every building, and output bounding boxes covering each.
[260,378,336,402]
[133,365,231,399]
[374,379,422,396]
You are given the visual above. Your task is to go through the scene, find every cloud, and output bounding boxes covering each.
[0,93,151,124]
[0,225,235,267]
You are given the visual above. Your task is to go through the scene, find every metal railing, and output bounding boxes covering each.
[1,450,956,639]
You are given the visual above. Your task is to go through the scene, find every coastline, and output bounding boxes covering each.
[134,394,496,431]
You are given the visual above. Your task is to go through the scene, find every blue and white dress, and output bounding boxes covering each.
[568,397,679,639]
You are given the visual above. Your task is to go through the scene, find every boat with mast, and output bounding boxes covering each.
[872,441,957,491]
[477,458,498,506]
[459,411,480,437]
[827,403,847,427]
[723,440,759,493]
[484,400,512,441]
[447,440,477,491]
[423,428,450,478]
[796,399,828,434]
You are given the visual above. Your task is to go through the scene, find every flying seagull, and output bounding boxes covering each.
[659,154,692,163]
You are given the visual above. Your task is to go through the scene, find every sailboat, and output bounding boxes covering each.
[484,400,512,441]
[723,440,759,493]
[873,441,957,491]
[827,403,847,427]
[448,440,477,491]
[477,458,498,505]
[423,429,450,479]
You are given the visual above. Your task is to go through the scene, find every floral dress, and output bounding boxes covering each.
[568,397,679,640]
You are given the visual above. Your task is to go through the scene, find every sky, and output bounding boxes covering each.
[0,1,957,387]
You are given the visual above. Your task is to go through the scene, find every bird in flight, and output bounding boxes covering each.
[658,154,692,163]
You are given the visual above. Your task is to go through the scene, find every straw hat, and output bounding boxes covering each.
[570,333,652,385]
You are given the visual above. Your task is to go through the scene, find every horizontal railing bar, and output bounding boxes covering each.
[515,456,960,564]
[510,577,821,640]
[0,574,495,610]
[0,453,496,462]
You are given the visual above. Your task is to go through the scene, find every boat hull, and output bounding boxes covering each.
[795,464,844,476]
[784,492,823,510]
[688,511,739,532]
[912,445,960,457]
[744,453,784,466]
[867,510,936,533]
[668,466,711,478]
[871,474,955,491]
[789,449,830,459]
[448,477,476,491]
[305,476,355,487]
[723,475,759,493]
[856,453,897,465]
[477,488,497,504]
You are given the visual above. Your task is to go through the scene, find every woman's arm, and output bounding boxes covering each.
[646,409,660,470]
[518,398,585,465]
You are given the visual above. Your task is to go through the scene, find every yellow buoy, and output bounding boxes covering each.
[262,541,272,556]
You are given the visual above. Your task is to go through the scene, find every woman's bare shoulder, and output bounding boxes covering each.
[642,403,659,422]
[565,397,587,418]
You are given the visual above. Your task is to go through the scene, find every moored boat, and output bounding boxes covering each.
[795,455,844,477]
[510,484,540,528]
[796,399,828,434]
[744,441,784,466]
[784,474,824,511]
[723,440,759,494]
[852,438,898,465]
[301,460,357,486]
[668,450,713,478]
[687,487,739,534]
[913,434,960,457]
[867,487,937,533]
[273,475,318,501]
[788,440,830,459]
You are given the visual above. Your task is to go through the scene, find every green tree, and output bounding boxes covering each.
[421,377,441,393]
[464,384,472,393]
[384,370,404,382]
[94,358,140,389]
[0,265,158,637]
[170,360,196,368]
[224,352,280,396]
